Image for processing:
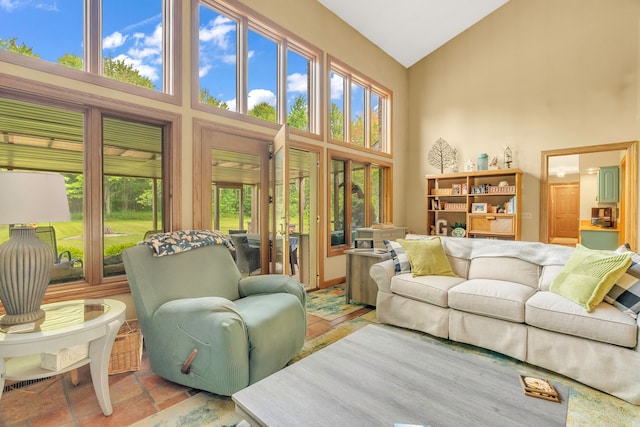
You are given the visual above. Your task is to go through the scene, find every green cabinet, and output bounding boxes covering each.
[580,230,619,250]
[598,166,619,203]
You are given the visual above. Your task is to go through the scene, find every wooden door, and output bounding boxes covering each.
[549,183,579,239]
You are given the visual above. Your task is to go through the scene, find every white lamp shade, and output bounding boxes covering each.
[0,171,71,224]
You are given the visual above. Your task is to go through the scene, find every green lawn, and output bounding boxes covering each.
[0,216,246,259]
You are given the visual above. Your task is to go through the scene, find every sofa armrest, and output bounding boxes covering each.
[370,259,395,293]
[238,274,306,307]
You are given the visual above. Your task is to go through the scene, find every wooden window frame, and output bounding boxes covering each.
[327,149,393,257]
[192,0,323,139]
[327,55,392,157]
[0,74,182,305]
[0,0,181,104]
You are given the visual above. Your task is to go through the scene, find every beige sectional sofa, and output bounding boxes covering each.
[370,235,640,405]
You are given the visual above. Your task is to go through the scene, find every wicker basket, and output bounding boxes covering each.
[108,320,143,375]
[431,188,452,196]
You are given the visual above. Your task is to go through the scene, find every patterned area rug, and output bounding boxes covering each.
[306,284,365,320]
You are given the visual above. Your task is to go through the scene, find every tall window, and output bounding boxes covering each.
[0,96,169,285]
[328,152,392,254]
[328,56,391,154]
[197,0,321,134]
[0,0,175,95]
[102,117,164,277]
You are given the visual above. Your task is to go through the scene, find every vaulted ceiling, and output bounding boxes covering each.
[317,0,510,68]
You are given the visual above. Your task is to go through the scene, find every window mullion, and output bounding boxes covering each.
[277,39,287,125]
[85,0,101,74]
[343,75,351,143]
[84,108,104,284]
[237,16,249,114]
[364,87,371,149]
[163,0,174,95]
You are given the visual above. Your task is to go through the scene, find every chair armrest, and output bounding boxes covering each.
[370,259,395,293]
[238,275,306,307]
[152,297,244,335]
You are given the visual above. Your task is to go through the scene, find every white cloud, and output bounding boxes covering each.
[144,24,162,50]
[199,65,211,78]
[199,15,235,50]
[247,89,276,110]
[287,73,307,93]
[226,98,237,112]
[0,0,17,11]
[120,13,161,34]
[114,53,159,82]
[221,53,236,65]
[104,31,128,49]
[330,73,344,100]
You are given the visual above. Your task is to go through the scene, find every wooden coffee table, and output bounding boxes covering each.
[232,325,568,426]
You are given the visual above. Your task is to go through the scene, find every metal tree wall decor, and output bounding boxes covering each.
[428,138,455,173]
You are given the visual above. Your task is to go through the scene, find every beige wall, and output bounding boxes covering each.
[408,0,640,242]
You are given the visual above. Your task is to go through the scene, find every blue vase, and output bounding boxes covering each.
[477,153,488,171]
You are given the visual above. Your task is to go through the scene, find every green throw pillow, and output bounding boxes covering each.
[550,244,632,312]
[397,237,457,277]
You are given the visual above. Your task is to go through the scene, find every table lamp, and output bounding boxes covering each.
[0,171,71,325]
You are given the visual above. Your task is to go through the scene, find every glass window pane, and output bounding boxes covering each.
[102,116,163,278]
[350,82,365,147]
[330,159,346,247]
[247,29,277,122]
[198,4,236,111]
[102,0,163,91]
[287,49,309,131]
[330,72,345,141]
[0,98,85,285]
[370,92,383,152]
[351,163,365,228]
[0,1,84,69]
[371,166,383,224]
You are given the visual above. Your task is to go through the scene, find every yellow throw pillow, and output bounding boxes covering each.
[397,237,457,277]
[550,244,632,312]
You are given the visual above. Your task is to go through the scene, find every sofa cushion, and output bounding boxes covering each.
[468,257,540,289]
[448,279,537,323]
[390,274,466,308]
[538,265,564,291]
[549,244,632,312]
[604,251,640,318]
[397,238,456,277]
[526,291,637,348]
[384,240,412,275]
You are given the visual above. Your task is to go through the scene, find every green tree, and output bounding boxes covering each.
[330,102,344,140]
[200,88,229,109]
[351,114,365,146]
[57,52,83,70]
[249,102,276,123]
[103,55,155,89]
[287,95,308,131]
[0,37,39,57]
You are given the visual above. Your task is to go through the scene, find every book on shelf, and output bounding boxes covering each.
[518,375,560,402]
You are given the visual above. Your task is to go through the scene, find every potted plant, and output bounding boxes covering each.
[451,222,466,238]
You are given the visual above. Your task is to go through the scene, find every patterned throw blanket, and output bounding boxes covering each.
[141,230,235,257]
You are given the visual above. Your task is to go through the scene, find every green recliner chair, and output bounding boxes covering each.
[122,243,306,396]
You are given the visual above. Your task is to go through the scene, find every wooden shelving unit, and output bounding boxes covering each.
[426,168,522,240]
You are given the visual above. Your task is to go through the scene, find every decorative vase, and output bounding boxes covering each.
[0,227,53,325]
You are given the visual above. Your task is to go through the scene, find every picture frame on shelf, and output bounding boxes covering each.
[461,183,468,194]
[452,184,461,195]
[472,202,488,213]
[431,199,440,210]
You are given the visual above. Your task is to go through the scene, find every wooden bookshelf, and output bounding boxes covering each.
[426,168,522,240]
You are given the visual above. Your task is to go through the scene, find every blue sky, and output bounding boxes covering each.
[0,0,316,113]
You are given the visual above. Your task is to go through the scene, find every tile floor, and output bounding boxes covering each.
[0,306,373,427]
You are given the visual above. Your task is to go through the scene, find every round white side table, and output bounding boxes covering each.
[0,299,126,416]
